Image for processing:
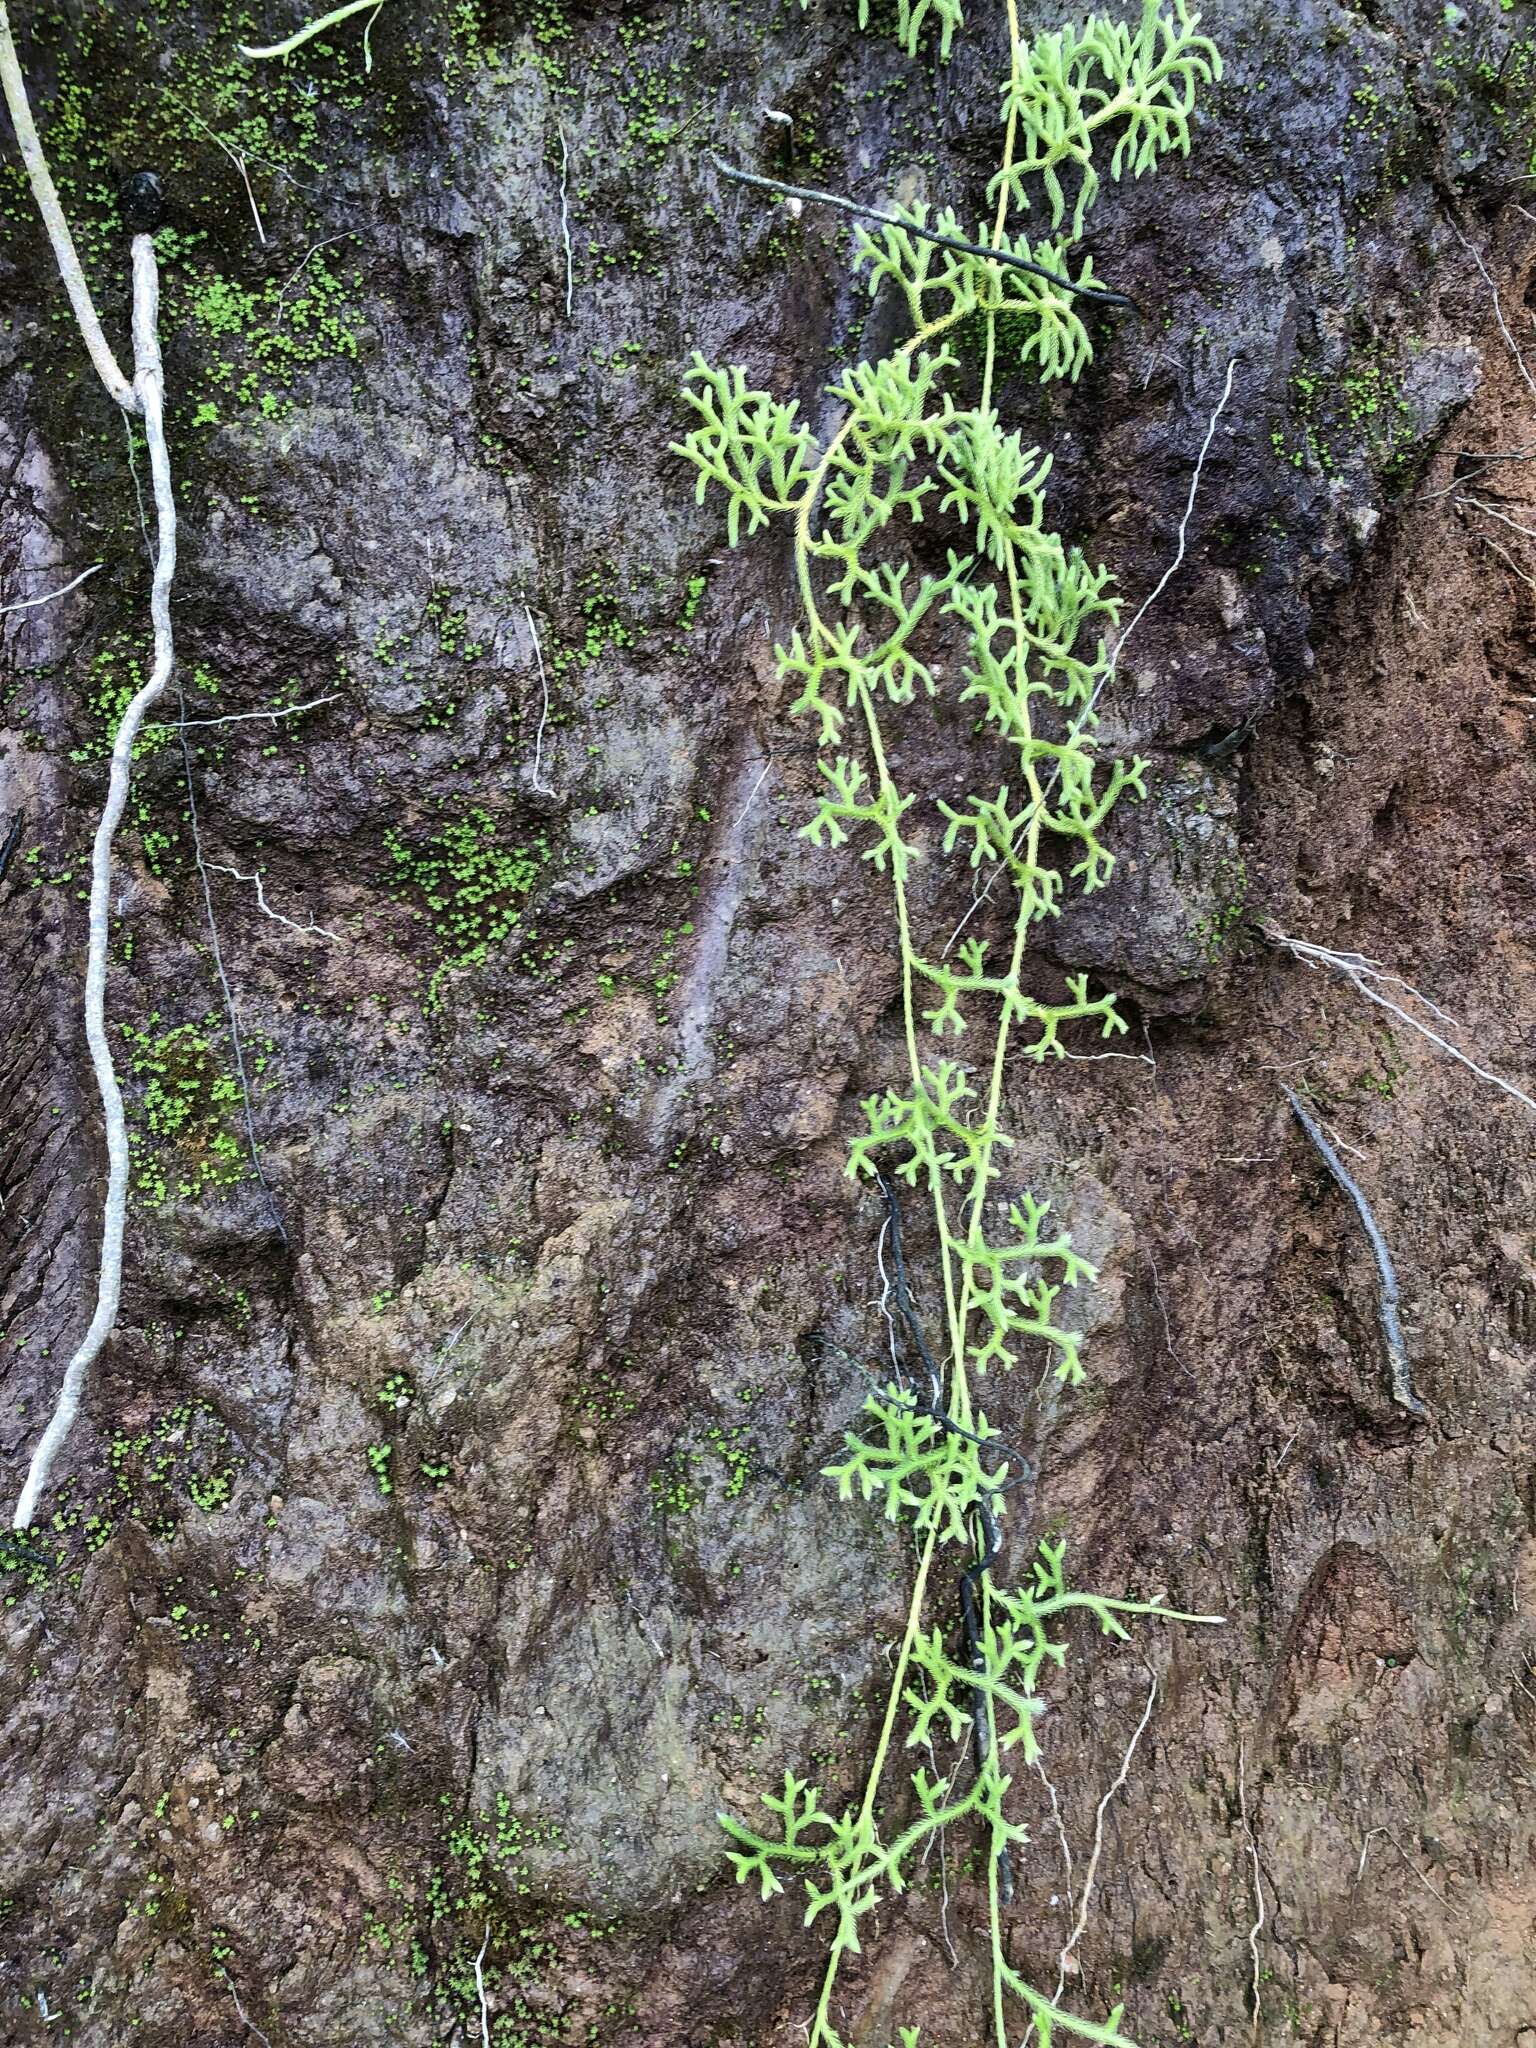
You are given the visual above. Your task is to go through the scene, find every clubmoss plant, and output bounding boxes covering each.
[676,3,1222,2042]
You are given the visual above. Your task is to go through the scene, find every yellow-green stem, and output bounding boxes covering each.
[797,10,1050,2024]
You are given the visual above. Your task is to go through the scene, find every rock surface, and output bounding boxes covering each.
[2,1,1536,2043]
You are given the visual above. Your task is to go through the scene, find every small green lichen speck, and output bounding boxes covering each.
[119,1014,249,1205]
[385,809,547,1010]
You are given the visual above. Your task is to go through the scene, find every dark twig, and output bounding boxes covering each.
[959,1489,1014,1901]
[0,1533,51,1572]
[0,813,22,884]
[1282,1087,1426,1419]
[873,1173,1033,1489]
[876,1168,944,1406]
[709,153,1138,311]
[875,1172,1020,1899]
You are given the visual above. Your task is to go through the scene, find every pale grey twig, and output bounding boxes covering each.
[1442,442,1536,468]
[1264,923,1536,1117]
[179,691,340,729]
[525,604,554,795]
[1033,1753,1076,1919]
[1414,238,1536,498]
[1450,221,1536,407]
[1314,1108,1367,1164]
[0,563,103,615]
[1054,1666,1159,2002]
[624,1588,666,1660]
[207,861,340,941]
[1419,464,1536,506]
[220,1970,274,2048]
[273,235,354,318]
[913,1722,965,1969]
[1457,492,1536,543]
[730,757,771,829]
[438,1315,473,1356]
[1282,1086,1424,1418]
[1354,1825,1458,1914]
[181,104,266,244]
[176,725,288,1245]
[1474,527,1536,595]
[165,87,320,201]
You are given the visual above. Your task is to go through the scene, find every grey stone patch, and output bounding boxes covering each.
[1051,759,1243,1010]
[470,1478,899,1911]
[1399,339,1482,441]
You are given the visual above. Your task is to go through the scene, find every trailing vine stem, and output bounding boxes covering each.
[677,2,1223,2042]
[238,0,388,66]
[0,14,178,1528]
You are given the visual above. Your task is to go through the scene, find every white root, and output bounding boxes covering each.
[1238,1739,1265,2041]
[526,602,555,796]
[239,0,390,66]
[473,1923,492,2048]
[2,9,181,1527]
[13,240,176,1531]
[1264,923,1536,1119]
[0,563,103,616]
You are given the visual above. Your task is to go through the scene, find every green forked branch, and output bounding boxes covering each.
[675,2,1222,2043]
